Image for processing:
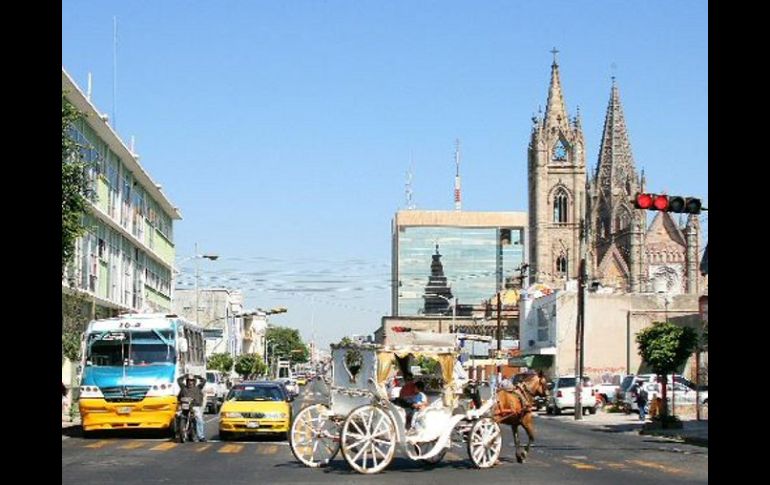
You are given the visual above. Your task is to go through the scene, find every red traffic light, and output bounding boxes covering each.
[635,193,653,209]
[633,193,702,214]
[653,195,669,211]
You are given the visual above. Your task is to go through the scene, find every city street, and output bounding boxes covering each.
[62,379,707,484]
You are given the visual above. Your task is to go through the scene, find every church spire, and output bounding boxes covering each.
[422,244,453,315]
[594,78,638,192]
[544,48,570,131]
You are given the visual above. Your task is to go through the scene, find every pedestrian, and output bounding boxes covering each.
[634,381,649,422]
[62,382,69,416]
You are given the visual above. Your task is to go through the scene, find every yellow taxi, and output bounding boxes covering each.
[294,375,307,386]
[218,382,293,440]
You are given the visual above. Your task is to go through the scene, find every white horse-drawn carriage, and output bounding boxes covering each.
[289,332,502,474]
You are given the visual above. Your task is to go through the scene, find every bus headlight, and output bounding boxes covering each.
[79,386,104,398]
[146,383,175,397]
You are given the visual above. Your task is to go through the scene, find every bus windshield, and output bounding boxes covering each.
[87,330,175,366]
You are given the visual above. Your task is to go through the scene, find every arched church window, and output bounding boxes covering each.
[616,212,629,232]
[553,189,568,223]
[553,139,568,162]
[556,255,567,275]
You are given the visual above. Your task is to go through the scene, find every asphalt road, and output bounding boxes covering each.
[62,379,707,484]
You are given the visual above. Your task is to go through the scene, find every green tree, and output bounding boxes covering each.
[266,326,309,365]
[636,321,699,424]
[415,355,440,376]
[234,353,268,378]
[62,92,94,274]
[207,353,234,373]
[62,291,91,362]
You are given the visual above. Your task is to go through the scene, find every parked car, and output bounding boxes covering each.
[546,376,596,415]
[620,374,707,413]
[592,374,626,408]
[204,370,228,414]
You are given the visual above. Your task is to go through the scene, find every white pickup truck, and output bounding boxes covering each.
[546,376,596,415]
[203,371,228,414]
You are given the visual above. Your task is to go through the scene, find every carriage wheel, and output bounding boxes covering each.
[341,405,396,474]
[467,418,501,469]
[290,404,340,468]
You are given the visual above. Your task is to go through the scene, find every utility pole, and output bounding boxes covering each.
[574,212,587,420]
[496,292,502,352]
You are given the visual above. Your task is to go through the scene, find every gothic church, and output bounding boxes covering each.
[528,55,701,295]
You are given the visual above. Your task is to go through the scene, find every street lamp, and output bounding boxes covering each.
[257,307,288,365]
[193,242,218,326]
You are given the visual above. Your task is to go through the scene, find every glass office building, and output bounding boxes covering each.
[392,211,527,316]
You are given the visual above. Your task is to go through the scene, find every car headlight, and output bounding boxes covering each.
[79,386,104,398]
[263,412,287,419]
[223,412,243,418]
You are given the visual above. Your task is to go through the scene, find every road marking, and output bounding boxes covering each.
[571,463,601,470]
[150,442,178,451]
[85,440,111,449]
[195,444,212,452]
[627,459,684,475]
[263,445,279,455]
[601,462,627,469]
[219,444,243,454]
[119,441,145,449]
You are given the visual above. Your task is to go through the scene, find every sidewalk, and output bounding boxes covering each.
[538,409,708,447]
[639,418,708,447]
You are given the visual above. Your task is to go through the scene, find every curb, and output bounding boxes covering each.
[638,429,708,447]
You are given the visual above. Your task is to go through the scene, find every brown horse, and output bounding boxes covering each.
[494,371,549,463]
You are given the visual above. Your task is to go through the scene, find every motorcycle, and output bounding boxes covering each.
[175,397,197,443]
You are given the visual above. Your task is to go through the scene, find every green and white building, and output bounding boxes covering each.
[62,68,182,318]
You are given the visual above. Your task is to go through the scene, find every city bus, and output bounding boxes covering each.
[78,313,206,436]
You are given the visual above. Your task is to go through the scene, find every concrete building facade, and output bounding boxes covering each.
[62,69,181,317]
[518,290,705,381]
[173,288,245,357]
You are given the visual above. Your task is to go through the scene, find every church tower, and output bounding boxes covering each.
[587,78,645,291]
[528,51,586,286]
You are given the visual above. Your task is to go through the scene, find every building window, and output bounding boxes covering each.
[536,308,549,342]
[553,189,568,223]
[556,255,567,275]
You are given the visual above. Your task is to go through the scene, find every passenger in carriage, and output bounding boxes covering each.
[404,381,428,429]
[398,372,418,401]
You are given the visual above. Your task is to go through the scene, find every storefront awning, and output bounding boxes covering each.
[508,354,554,368]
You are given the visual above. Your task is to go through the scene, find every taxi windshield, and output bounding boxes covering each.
[227,386,284,402]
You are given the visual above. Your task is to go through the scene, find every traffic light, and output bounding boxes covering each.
[633,193,702,214]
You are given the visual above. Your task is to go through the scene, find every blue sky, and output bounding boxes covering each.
[63,1,708,349]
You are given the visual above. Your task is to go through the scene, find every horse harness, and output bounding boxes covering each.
[496,380,538,420]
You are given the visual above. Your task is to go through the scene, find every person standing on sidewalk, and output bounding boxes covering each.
[634,382,649,422]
